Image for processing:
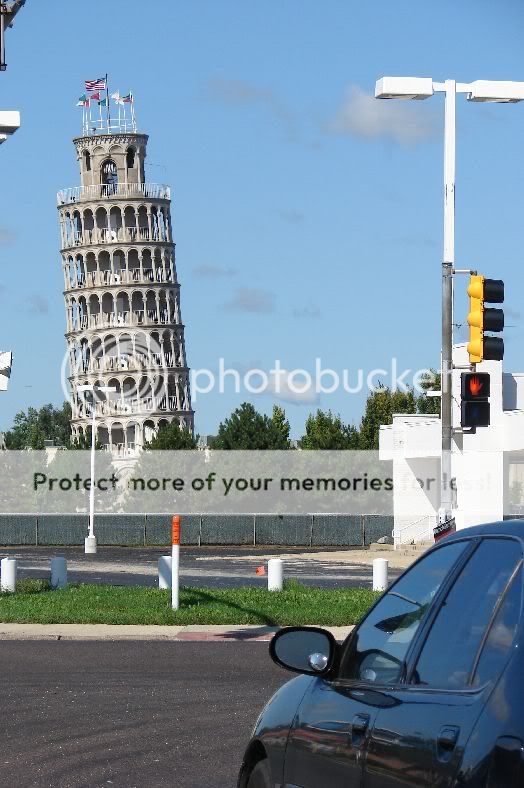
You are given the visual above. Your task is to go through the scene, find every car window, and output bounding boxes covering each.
[339,540,467,684]
[471,565,522,689]
[412,539,522,690]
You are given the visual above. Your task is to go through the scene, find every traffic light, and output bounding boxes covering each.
[461,372,490,428]
[467,275,504,363]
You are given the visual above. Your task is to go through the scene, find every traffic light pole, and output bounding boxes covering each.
[440,79,456,527]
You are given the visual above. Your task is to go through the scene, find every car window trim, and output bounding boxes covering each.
[335,536,477,689]
[467,557,523,687]
[405,535,524,690]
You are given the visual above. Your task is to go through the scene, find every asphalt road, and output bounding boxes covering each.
[0,640,285,788]
[2,546,402,589]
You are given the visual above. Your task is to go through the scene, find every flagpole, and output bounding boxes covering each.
[105,73,110,131]
[131,95,136,132]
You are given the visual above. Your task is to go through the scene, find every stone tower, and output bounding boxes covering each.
[57,120,193,455]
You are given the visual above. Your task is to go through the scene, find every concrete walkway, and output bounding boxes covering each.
[0,622,355,642]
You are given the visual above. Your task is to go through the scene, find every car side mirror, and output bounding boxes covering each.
[270,627,337,676]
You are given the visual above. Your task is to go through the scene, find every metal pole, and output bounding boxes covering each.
[440,79,456,526]
[85,395,97,553]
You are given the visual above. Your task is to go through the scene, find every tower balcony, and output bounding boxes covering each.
[78,396,189,419]
[72,353,186,376]
[67,267,174,290]
[68,308,177,334]
[61,225,171,250]
[57,182,170,206]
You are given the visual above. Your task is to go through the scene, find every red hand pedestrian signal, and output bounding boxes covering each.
[461,373,491,428]
[468,375,484,397]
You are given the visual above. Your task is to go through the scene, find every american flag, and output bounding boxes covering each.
[85,78,106,91]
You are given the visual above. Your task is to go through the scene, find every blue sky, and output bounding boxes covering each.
[0,0,523,437]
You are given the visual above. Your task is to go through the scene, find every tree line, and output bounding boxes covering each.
[2,372,440,450]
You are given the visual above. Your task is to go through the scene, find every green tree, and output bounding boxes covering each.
[269,405,291,449]
[415,369,441,415]
[210,402,289,449]
[144,421,197,450]
[5,403,72,449]
[358,386,417,449]
[298,410,359,450]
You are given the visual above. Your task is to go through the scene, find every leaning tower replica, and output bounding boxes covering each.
[57,94,193,454]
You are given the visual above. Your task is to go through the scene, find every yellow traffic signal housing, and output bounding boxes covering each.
[467,275,504,364]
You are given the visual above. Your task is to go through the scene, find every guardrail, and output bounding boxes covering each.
[57,183,171,205]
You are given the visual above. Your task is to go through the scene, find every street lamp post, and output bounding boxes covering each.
[77,384,116,554]
[375,77,524,528]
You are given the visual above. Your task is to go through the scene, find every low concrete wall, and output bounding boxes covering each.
[0,514,393,547]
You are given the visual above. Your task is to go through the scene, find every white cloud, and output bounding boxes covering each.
[329,85,439,145]
[194,264,237,278]
[265,369,320,405]
[29,294,49,314]
[208,78,296,140]
[223,288,275,314]
[292,304,321,320]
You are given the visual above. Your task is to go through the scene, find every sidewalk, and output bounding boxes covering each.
[0,622,354,642]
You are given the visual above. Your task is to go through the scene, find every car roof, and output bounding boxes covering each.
[438,519,524,544]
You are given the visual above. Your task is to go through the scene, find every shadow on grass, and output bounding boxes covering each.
[183,587,278,626]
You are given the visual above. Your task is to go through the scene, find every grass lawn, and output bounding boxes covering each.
[0,579,380,626]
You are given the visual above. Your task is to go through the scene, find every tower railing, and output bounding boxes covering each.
[57,183,171,206]
[61,225,171,248]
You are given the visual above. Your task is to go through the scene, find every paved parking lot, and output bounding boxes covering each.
[0,640,285,787]
[1,545,406,588]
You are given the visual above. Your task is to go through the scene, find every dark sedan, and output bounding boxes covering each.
[238,521,524,787]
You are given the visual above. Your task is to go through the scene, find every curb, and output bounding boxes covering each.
[0,623,355,642]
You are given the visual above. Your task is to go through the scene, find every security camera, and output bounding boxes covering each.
[0,110,20,137]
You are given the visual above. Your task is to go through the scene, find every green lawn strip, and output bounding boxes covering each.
[0,580,380,626]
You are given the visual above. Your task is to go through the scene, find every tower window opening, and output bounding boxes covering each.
[83,150,91,172]
[101,159,118,194]
[126,147,135,169]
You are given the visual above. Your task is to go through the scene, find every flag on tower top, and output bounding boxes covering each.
[98,97,108,106]
[111,91,124,105]
[122,93,134,103]
[85,77,106,91]
[89,91,101,102]
[76,94,89,107]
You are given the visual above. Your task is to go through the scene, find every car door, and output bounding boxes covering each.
[283,540,469,788]
[363,536,523,788]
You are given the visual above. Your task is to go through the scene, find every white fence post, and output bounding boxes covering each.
[267,558,283,591]
[373,558,388,591]
[51,556,67,589]
[1,557,17,592]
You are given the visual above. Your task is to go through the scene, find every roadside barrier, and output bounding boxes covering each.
[0,514,394,547]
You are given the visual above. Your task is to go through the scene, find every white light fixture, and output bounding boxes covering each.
[375,76,434,100]
[466,80,524,103]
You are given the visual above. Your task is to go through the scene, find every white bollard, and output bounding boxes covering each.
[51,556,67,589]
[267,558,283,591]
[158,555,172,589]
[1,557,17,593]
[373,558,389,591]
